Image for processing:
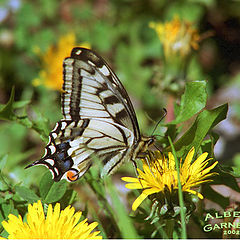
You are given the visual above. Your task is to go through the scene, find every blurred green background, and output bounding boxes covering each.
[0,0,240,238]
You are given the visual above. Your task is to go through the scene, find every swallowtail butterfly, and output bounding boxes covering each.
[26,48,155,182]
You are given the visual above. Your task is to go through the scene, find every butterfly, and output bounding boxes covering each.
[26,48,155,182]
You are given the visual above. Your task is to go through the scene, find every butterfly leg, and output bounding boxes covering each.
[144,151,155,178]
[131,159,139,177]
[136,151,156,178]
[130,159,145,188]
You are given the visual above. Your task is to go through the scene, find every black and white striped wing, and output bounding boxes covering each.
[26,48,141,182]
[62,47,141,140]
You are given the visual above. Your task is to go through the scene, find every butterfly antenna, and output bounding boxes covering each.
[151,108,167,136]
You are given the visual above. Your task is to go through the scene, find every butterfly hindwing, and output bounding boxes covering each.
[29,118,134,181]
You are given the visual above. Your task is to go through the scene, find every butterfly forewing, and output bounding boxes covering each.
[62,48,140,139]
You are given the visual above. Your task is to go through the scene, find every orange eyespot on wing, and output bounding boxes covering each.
[66,169,79,182]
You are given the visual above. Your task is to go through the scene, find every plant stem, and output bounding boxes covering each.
[168,136,187,239]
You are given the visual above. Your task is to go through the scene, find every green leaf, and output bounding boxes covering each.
[167,103,228,157]
[0,208,4,225]
[163,125,177,146]
[214,165,240,192]
[232,167,240,177]
[15,186,40,203]
[31,109,51,142]
[44,181,67,203]
[170,81,207,124]
[233,153,240,176]
[16,116,33,129]
[202,161,240,209]
[13,100,31,109]
[202,185,229,209]
[0,155,8,170]
[39,171,53,199]
[201,132,219,157]
[58,189,77,208]
[1,200,18,219]
[0,156,10,191]
[39,172,67,203]
[0,87,16,121]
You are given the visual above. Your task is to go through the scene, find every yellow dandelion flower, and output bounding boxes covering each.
[149,16,200,58]
[33,33,91,90]
[122,147,218,211]
[1,200,102,239]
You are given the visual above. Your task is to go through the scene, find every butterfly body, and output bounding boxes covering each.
[26,48,155,182]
